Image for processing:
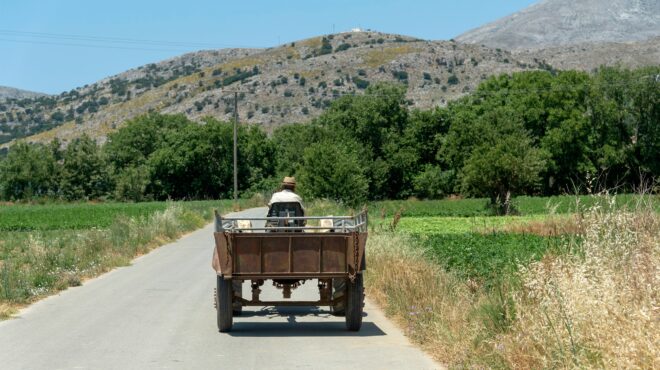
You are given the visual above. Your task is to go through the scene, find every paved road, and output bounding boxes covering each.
[0,208,440,370]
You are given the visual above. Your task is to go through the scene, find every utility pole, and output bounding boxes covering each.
[233,91,238,205]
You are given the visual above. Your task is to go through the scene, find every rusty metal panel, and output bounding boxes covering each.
[213,232,232,275]
[291,237,321,273]
[262,237,289,273]
[358,232,368,271]
[234,237,261,274]
[322,236,347,273]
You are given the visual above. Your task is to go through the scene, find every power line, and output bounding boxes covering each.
[0,38,195,53]
[0,29,267,50]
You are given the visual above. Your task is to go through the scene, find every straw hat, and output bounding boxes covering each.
[282,176,296,186]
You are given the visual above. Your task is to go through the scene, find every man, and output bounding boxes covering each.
[268,176,304,211]
[267,176,305,227]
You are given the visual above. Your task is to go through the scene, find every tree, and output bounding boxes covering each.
[104,113,190,169]
[0,142,60,200]
[60,135,112,200]
[298,140,368,206]
[114,165,150,202]
[147,118,275,200]
[461,126,545,214]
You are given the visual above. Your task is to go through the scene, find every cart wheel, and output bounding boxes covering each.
[345,274,364,331]
[330,278,346,316]
[216,276,233,332]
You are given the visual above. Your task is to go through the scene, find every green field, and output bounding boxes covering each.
[0,200,241,231]
[372,193,657,218]
[363,194,658,368]
[376,194,657,284]
[0,199,243,315]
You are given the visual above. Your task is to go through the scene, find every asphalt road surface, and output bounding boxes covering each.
[0,207,440,370]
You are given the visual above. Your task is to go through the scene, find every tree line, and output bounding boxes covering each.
[0,66,657,210]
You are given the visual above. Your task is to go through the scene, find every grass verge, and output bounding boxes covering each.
[0,200,238,319]
[364,196,658,368]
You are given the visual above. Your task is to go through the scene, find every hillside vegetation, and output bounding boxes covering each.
[1,31,657,146]
[2,67,658,213]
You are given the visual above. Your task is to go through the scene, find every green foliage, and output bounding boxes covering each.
[59,135,112,201]
[147,118,273,199]
[222,67,259,86]
[298,140,368,206]
[335,43,351,52]
[114,165,150,202]
[353,77,370,89]
[392,70,408,81]
[0,142,60,200]
[418,231,555,283]
[459,114,545,212]
[2,67,657,204]
[413,165,453,199]
[104,113,189,169]
[317,37,333,56]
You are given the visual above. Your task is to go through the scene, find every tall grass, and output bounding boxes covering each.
[365,232,502,367]
[500,198,659,368]
[365,196,658,368]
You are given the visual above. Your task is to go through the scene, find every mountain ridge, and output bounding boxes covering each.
[0,86,48,100]
[1,29,658,147]
[456,0,660,50]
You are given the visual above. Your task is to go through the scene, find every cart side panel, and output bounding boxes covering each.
[291,237,321,273]
[234,237,262,274]
[262,237,289,273]
[346,232,368,275]
[228,234,352,276]
[213,232,232,276]
[358,232,368,271]
[321,236,347,273]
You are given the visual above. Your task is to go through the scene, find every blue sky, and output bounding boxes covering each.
[0,0,537,94]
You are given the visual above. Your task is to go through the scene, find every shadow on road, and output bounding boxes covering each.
[227,306,386,337]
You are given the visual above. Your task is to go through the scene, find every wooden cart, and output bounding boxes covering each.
[211,211,368,332]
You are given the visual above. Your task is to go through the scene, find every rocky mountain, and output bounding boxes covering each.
[456,0,660,50]
[0,86,47,100]
[1,29,658,147]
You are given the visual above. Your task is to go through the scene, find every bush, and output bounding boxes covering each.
[448,75,459,85]
[353,77,370,89]
[335,43,351,52]
[392,70,408,81]
[412,165,454,199]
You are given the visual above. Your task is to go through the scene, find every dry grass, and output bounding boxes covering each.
[365,232,494,367]
[363,46,418,67]
[366,197,659,368]
[0,204,208,319]
[498,215,580,236]
[500,200,659,369]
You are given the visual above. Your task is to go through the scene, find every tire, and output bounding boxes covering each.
[345,274,364,331]
[216,276,233,332]
[330,278,346,316]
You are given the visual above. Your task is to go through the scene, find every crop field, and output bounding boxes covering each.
[0,199,241,317]
[363,193,659,368]
[0,200,241,231]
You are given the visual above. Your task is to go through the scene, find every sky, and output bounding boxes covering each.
[0,0,537,94]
